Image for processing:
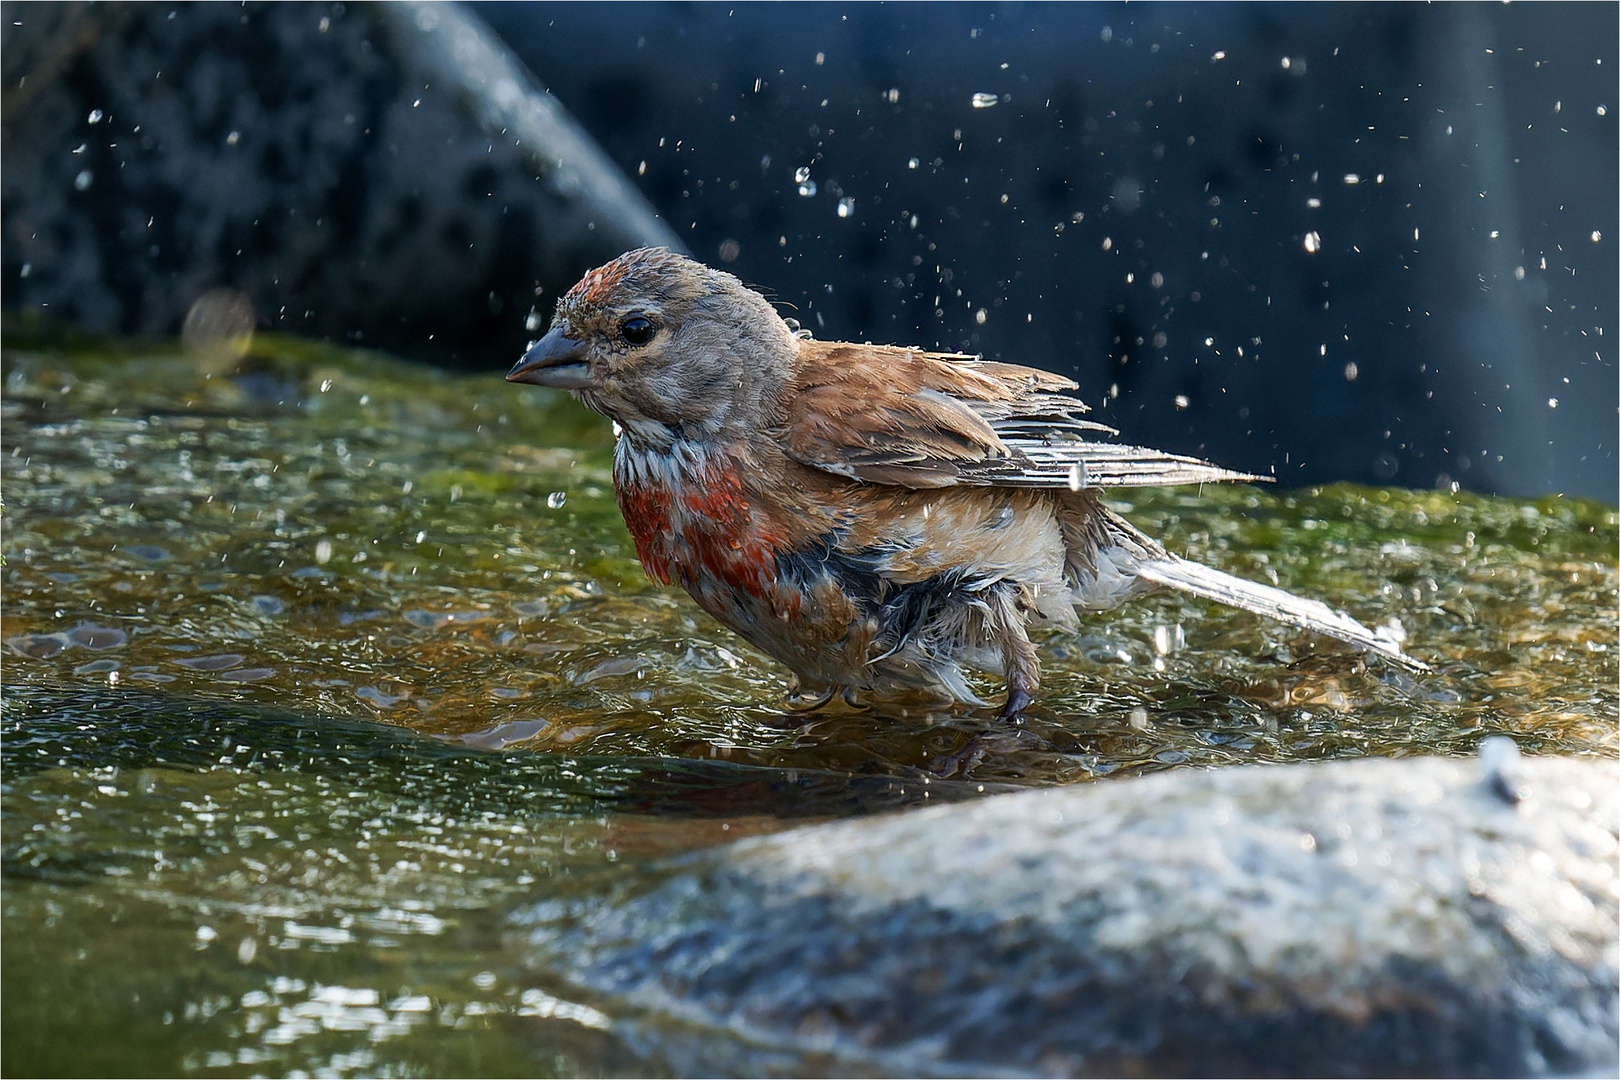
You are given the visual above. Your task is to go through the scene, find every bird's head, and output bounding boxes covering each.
[507,248,798,446]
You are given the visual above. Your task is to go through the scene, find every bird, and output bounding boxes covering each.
[507,247,1424,722]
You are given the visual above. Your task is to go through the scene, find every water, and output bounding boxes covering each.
[3,327,1615,1075]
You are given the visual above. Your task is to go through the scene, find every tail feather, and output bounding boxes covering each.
[1133,556,1428,671]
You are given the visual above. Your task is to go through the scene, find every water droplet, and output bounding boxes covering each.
[1173,395,1190,410]
[907,157,919,169]
[836,197,854,218]
[797,179,817,197]
[315,539,333,564]
[1547,397,1559,409]
[1303,231,1321,254]
[970,92,999,109]
[546,491,567,509]
[794,166,811,183]
[1592,230,1603,243]
[974,308,988,325]
[87,109,104,124]
[74,169,93,191]
[1344,361,1359,382]
[1343,173,1361,185]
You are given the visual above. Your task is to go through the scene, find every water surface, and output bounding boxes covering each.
[3,331,1614,1076]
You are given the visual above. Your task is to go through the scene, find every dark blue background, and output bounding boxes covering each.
[477,2,1617,501]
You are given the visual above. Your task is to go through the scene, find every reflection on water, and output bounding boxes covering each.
[2,331,1615,1075]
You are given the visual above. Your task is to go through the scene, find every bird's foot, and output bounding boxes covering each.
[782,683,838,712]
[997,685,1035,724]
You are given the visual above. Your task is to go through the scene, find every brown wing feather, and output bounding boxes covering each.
[782,343,1020,487]
[782,340,1265,490]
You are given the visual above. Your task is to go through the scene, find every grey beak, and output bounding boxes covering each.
[506,325,591,388]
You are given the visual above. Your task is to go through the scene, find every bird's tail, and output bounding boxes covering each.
[1131,556,1427,670]
[1074,497,1428,671]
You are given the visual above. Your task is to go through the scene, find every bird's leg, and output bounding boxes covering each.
[985,583,1041,723]
[998,684,1034,724]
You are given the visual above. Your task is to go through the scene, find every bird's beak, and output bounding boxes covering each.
[506,325,591,389]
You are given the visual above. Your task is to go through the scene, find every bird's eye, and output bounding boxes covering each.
[620,316,656,347]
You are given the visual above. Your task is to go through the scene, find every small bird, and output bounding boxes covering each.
[508,248,1423,721]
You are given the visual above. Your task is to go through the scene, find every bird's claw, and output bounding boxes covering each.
[997,686,1034,724]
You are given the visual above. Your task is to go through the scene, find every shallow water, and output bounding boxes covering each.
[3,330,1615,1076]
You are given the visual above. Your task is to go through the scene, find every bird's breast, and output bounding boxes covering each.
[613,441,803,619]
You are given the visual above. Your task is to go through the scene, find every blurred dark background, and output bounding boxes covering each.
[3,2,1615,501]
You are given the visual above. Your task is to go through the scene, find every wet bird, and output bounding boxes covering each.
[508,248,1423,721]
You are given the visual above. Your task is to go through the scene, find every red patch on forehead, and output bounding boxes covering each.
[566,255,636,308]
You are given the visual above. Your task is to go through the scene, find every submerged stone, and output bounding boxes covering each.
[515,753,1619,1077]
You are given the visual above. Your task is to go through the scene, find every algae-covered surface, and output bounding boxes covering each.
[3,331,1616,1077]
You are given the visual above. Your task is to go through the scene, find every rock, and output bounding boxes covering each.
[0,1,678,366]
[515,753,1619,1077]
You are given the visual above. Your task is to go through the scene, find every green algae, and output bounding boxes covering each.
[2,331,1616,1077]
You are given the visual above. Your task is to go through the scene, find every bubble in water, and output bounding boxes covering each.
[315,539,333,564]
[546,491,567,509]
[908,157,919,169]
[87,109,104,124]
[836,197,854,218]
[1303,231,1321,254]
[1174,395,1190,410]
[74,169,93,191]
[794,166,811,183]
[797,179,818,197]
[970,92,999,109]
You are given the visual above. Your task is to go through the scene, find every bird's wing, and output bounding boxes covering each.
[782,341,1264,489]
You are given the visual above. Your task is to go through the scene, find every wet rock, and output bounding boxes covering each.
[1,1,678,367]
[515,754,1619,1077]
